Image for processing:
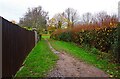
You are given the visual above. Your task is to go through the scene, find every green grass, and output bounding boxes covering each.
[15,38,58,77]
[49,39,120,77]
[42,34,50,39]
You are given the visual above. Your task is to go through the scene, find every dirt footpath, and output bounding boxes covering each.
[47,40,109,77]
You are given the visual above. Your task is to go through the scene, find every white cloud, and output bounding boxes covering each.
[0,0,119,23]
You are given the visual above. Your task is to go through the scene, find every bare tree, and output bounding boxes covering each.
[19,6,48,33]
[81,12,93,24]
[93,11,108,26]
[53,13,65,28]
[63,8,79,28]
[48,13,68,29]
[90,11,118,27]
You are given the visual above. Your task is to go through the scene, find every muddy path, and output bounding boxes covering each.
[46,40,109,77]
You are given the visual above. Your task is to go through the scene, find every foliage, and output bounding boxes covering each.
[49,13,67,28]
[48,8,80,29]
[42,34,50,39]
[90,47,99,54]
[19,6,48,33]
[50,23,120,63]
[22,26,33,31]
[58,31,72,42]
[47,26,57,34]
[49,39,120,77]
[113,23,120,63]
[15,39,58,77]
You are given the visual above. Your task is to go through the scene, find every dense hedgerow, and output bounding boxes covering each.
[51,25,120,63]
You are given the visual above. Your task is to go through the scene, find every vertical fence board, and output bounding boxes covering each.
[0,16,2,79]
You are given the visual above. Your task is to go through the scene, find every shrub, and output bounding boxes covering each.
[58,31,72,42]
[112,24,120,63]
[90,47,99,55]
[51,24,119,63]
[51,27,117,52]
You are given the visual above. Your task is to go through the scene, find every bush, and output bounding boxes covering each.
[51,25,119,63]
[51,27,117,52]
[112,24,120,63]
[58,31,72,42]
[90,47,99,54]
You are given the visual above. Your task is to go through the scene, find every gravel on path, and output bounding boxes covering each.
[46,40,109,77]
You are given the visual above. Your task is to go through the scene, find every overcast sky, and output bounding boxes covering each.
[0,0,119,23]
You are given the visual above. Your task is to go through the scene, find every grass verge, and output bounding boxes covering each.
[49,39,120,78]
[15,39,58,77]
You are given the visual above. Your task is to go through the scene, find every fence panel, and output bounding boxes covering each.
[2,17,35,77]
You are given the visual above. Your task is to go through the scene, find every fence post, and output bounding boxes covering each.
[34,31,37,44]
[0,16,2,78]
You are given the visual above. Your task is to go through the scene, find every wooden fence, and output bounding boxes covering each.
[1,17,35,77]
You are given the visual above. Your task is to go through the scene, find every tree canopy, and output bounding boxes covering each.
[19,6,48,34]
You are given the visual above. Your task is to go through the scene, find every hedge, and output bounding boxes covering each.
[51,26,120,63]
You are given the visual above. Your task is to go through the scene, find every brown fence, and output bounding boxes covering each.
[1,17,35,77]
